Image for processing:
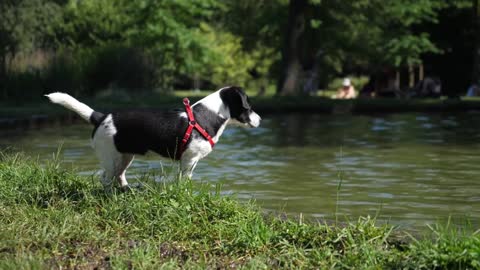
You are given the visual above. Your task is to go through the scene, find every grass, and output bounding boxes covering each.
[0,152,479,269]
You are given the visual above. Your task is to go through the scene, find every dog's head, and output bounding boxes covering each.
[219,86,261,128]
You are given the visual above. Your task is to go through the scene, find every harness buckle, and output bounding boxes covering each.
[189,120,196,126]
[183,98,190,106]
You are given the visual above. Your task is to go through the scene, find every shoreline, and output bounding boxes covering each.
[3,96,480,130]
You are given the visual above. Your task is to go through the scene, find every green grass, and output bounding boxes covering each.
[0,152,479,269]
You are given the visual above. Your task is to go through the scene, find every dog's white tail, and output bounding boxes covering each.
[45,92,95,122]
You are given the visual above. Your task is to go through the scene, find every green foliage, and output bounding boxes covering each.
[1,152,479,268]
[42,50,87,93]
[384,33,441,67]
[194,24,277,88]
[0,0,63,99]
[200,25,255,86]
[120,0,223,89]
[0,0,476,98]
[59,0,128,47]
[0,0,62,56]
[303,0,454,69]
[82,46,160,92]
[377,0,449,67]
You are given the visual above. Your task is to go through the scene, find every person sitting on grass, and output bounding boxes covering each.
[333,78,357,99]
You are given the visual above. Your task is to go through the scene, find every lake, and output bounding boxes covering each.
[2,112,480,230]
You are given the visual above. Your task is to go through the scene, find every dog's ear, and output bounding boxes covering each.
[220,86,250,110]
[237,88,251,110]
[219,86,252,120]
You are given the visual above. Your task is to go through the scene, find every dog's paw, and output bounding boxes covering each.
[119,183,145,193]
[119,185,133,193]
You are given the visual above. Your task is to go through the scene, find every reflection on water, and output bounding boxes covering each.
[2,112,480,229]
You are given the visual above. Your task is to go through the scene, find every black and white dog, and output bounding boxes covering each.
[46,86,261,188]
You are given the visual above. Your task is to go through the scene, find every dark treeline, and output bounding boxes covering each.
[0,0,477,100]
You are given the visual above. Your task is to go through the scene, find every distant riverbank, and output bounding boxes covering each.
[3,92,480,130]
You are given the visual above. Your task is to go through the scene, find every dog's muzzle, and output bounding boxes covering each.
[248,111,261,128]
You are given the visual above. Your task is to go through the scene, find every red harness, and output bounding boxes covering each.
[178,98,215,158]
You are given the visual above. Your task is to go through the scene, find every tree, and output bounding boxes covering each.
[276,0,454,95]
[278,0,308,95]
[217,0,286,91]
[55,0,226,91]
[2,0,476,98]
[0,0,61,90]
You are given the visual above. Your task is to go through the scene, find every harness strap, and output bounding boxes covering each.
[178,98,215,158]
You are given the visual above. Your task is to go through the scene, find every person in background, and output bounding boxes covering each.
[414,76,442,98]
[466,82,480,97]
[333,78,356,99]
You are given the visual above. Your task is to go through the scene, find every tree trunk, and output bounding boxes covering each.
[419,64,424,81]
[0,49,6,98]
[277,0,308,96]
[408,65,415,88]
[473,0,480,84]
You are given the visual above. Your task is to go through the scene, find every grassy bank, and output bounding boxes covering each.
[0,153,479,269]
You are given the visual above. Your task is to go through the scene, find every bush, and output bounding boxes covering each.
[42,50,86,95]
[2,70,44,100]
[2,45,166,100]
[84,46,159,94]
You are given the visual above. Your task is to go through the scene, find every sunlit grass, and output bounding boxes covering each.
[0,152,479,268]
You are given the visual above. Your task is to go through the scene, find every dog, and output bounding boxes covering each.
[45,86,261,188]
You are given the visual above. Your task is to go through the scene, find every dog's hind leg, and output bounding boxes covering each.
[98,150,123,189]
[99,153,134,188]
[115,154,134,187]
[92,114,125,189]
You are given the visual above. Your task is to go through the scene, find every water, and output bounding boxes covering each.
[2,112,480,229]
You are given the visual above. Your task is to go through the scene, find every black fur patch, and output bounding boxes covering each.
[219,86,253,124]
[192,103,227,137]
[108,105,226,160]
[90,111,107,138]
[111,109,188,159]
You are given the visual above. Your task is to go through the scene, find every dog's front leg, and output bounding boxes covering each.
[180,158,199,179]
[179,140,211,179]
